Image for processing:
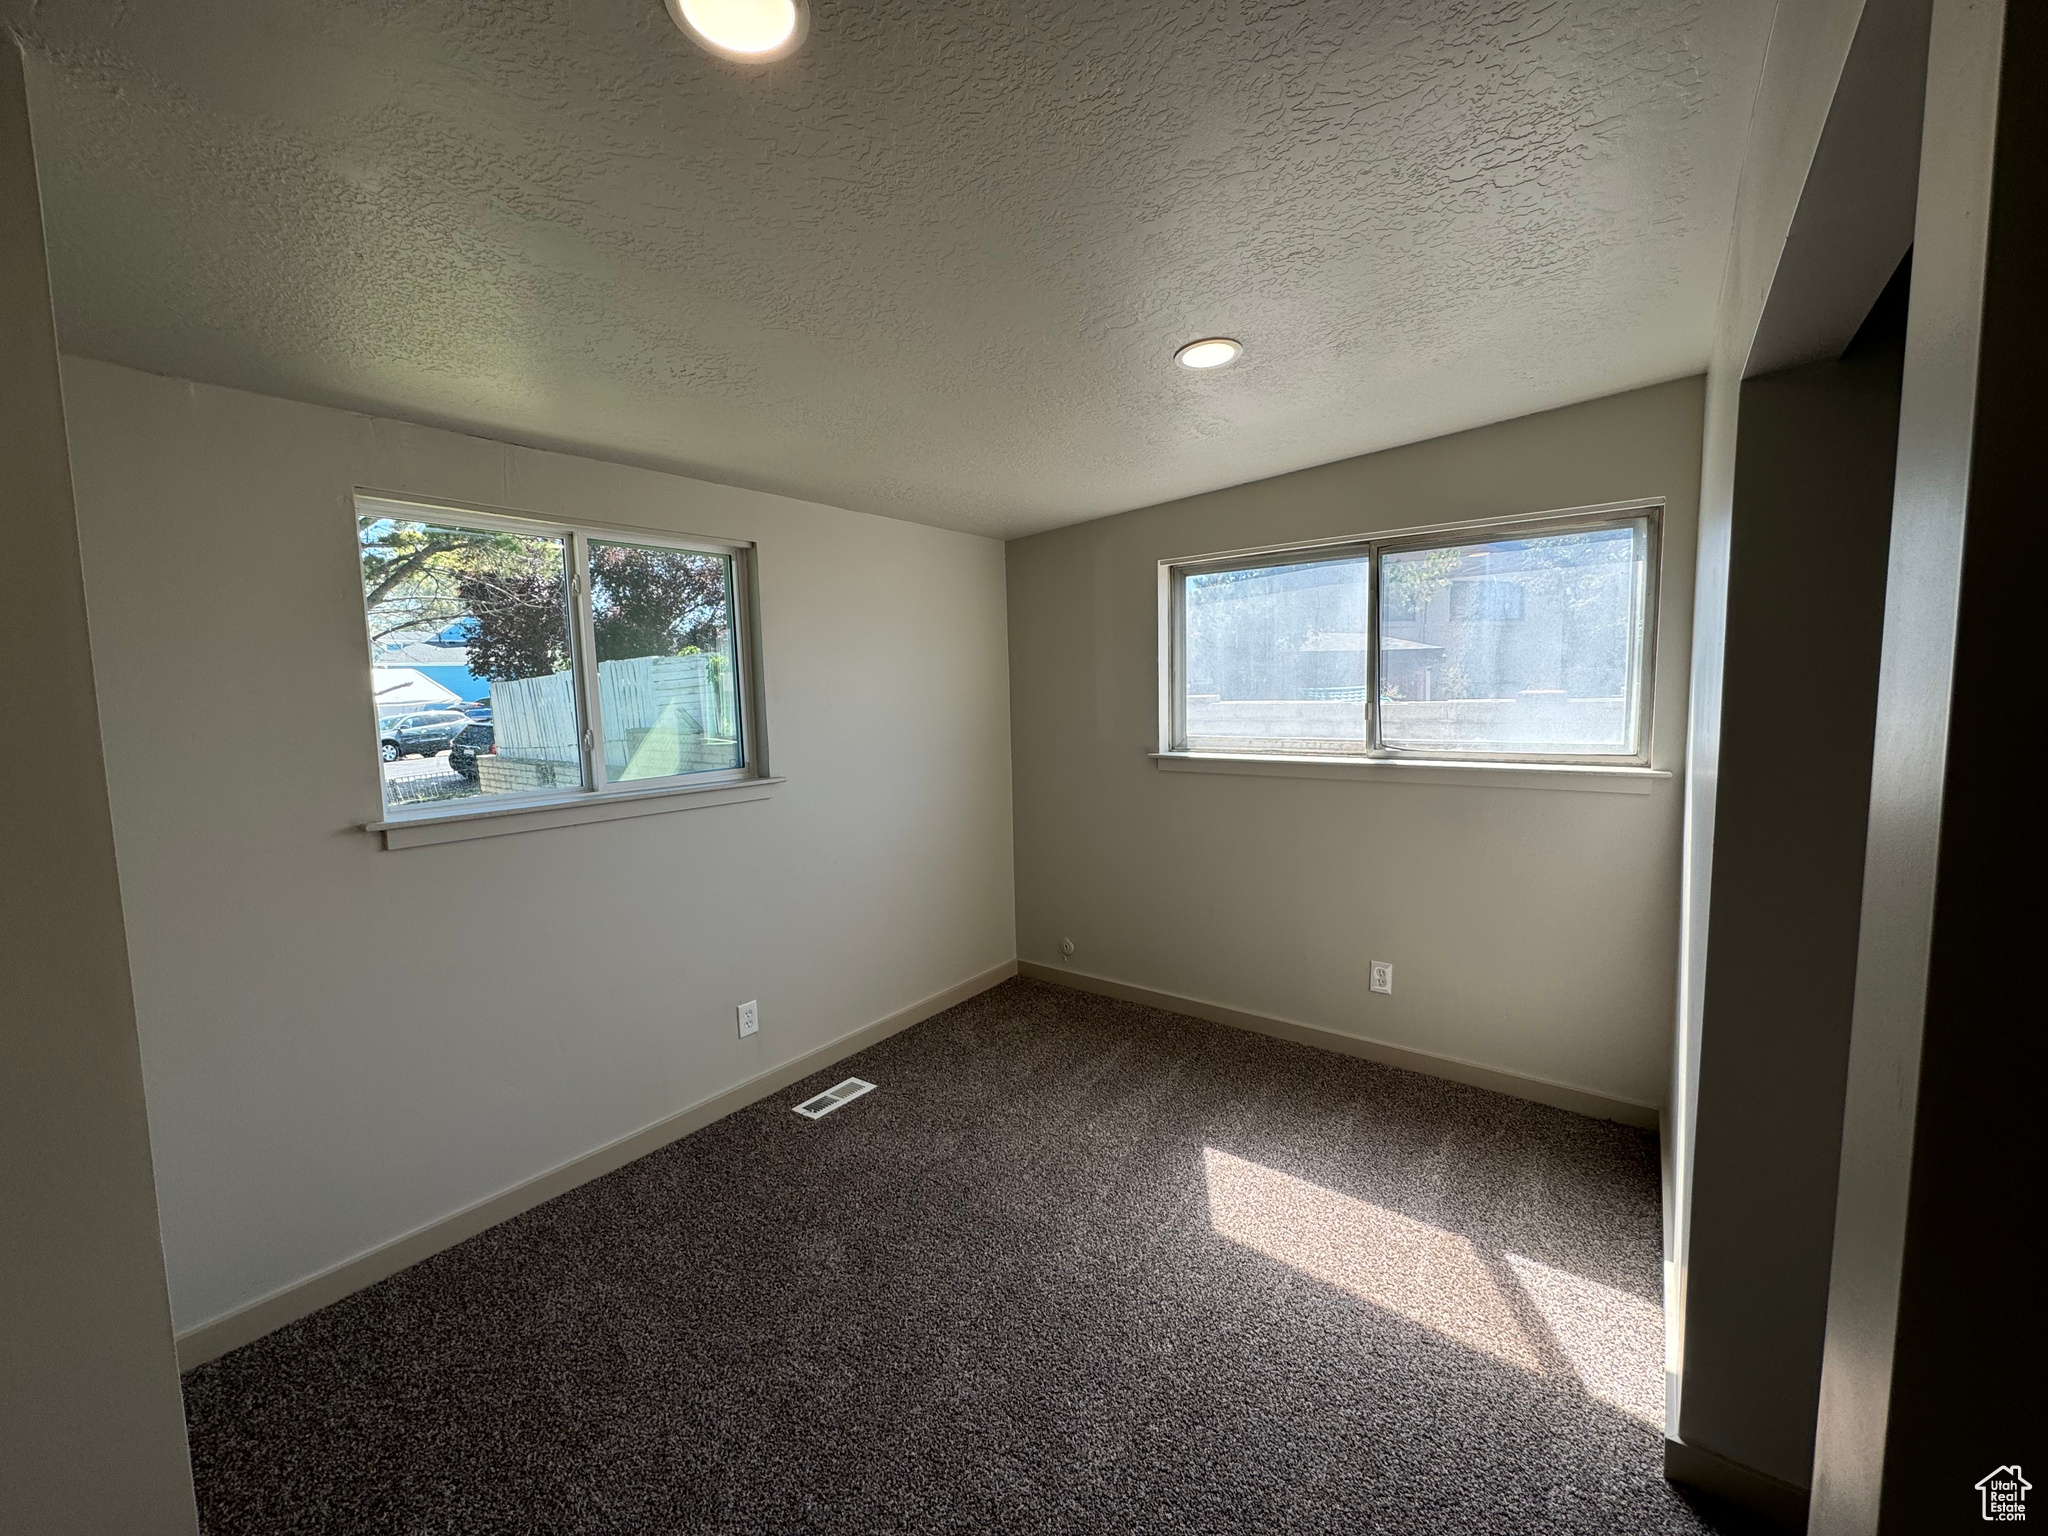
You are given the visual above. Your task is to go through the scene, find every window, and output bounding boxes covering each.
[1449,578,1526,622]
[1166,503,1658,764]
[358,495,757,817]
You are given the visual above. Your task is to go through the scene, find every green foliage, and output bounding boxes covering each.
[359,523,734,689]
[359,520,530,644]
[1513,532,1632,695]
[1382,546,1461,619]
[589,545,729,663]
[1517,532,1627,609]
[456,565,570,682]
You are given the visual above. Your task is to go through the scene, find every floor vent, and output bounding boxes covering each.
[793,1078,876,1120]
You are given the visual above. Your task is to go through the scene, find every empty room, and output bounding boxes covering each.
[1,1,2032,1533]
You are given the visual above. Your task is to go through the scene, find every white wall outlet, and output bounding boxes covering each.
[737,1000,759,1038]
[1059,937,1076,958]
[1369,961,1394,996]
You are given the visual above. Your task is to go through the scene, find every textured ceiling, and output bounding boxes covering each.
[9,0,1772,538]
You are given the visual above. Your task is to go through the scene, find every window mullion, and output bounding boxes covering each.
[1179,569,1196,753]
[1630,517,1655,758]
[726,551,751,772]
[1365,544,1385,756]
[570,530,608,794]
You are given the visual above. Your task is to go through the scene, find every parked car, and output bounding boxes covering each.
[447,721,496,780]
[379,710,472,762]
[458,701,493,721]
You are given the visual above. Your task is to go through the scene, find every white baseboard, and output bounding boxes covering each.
[1664,1437,1809,1530]
[175,960,1018,1372]
[1018,961,1661,1130]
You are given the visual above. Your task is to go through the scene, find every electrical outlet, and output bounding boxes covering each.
[1369,961,1394,996]
[737,1000,759,1038]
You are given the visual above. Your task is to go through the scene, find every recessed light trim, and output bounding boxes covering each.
[668,0,807,62]
[1174,337,1243,370]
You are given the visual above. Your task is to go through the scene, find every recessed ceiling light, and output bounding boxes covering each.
[1174,337,1243,370]
[668,0,806,61]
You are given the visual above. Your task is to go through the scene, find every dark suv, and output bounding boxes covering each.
[379,710,471,762]
[448,721,496,780]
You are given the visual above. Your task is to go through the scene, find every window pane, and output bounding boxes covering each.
[1378,522,1644,755]
[1184,555,1373,753]
[588,541,741,781]
[361,515,580,811]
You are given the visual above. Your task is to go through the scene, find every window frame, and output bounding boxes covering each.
[1162,498,1662,768]
[356,490,769,824]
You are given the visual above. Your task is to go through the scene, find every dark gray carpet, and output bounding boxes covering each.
[182,978,1715,1535]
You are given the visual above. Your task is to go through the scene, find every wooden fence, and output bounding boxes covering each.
[489,669,579,764]
[491,652,736,781]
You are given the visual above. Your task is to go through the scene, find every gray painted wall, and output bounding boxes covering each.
[1007,378,1702,1111]
[1814,0,2034,1525]
[0,41,198,1534]
[59,358,1017,1340]
[1666,1,1935,1502]
[1677,309,1904,1490]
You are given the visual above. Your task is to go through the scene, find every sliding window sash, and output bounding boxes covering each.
[355,491,765,814]
[1161,498,1662,767]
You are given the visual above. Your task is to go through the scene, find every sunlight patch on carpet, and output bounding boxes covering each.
[1202,1146,1665,1426]
[1503,1252,1664,1426]
[1201,1146,1541,1370]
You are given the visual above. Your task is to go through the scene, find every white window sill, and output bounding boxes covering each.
[1150,752,1668,795]
[366,776,784,849]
